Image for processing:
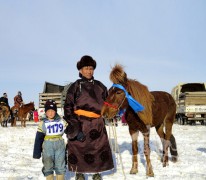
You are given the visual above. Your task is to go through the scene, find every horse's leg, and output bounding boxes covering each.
[24,117,26,127]
[11,118,13,127]
[129,130,139,174]
[2,119,4,127]
[170,134,178,162]
[155,124,164,158]
[163,119,174,167]
[143,129,154,177]
[14,117,16,126]
[5,118,8,127]
[0,115,2,126]
[2,114,6,127]
[155,124,168,166]
[19,117,22,127]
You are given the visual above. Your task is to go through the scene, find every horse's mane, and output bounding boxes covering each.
[110,64,154,125]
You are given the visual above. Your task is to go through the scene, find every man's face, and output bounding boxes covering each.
[80,66,94,79]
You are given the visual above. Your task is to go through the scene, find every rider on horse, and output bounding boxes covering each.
[14,91,24,109]
[0,92,13,119]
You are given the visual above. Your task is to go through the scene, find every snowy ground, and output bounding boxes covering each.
[0,120,206,180]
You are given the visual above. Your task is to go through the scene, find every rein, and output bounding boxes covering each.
[104,95,126,111]
[103,102,118,109]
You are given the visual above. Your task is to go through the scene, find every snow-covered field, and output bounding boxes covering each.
[0,121,206,180]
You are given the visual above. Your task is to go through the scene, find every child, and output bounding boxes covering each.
[33,99,67,180]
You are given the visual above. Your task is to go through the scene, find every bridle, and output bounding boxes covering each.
[104,94,126,112]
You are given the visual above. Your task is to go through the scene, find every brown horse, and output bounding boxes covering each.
[12,102,35,127]
[101,64,178,177]
[0,104,10,127]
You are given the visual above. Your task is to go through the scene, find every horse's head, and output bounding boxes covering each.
[101,64,130,120]
[101,86,128,119]
[30,102,35,111]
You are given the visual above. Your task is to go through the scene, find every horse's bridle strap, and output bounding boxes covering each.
[103,102,118,109]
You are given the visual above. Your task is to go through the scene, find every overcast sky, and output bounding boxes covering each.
[0,0,206,107]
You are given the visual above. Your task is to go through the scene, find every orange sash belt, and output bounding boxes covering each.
[74,109,100,118]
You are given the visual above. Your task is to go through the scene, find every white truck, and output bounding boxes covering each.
[171,82,206,125]
[38,81,71,119]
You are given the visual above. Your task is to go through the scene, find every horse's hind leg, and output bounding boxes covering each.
[156,124,168,167]
[143,129,154,177]
[163,119,174,167]
[170,134,178,162]
[129,130,138,174]
[24,119,26,127]
[12,117,17,127]
[5,120,8,127]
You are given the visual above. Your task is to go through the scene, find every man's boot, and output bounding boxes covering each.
[92,173,102,180]
[75,173,85,180]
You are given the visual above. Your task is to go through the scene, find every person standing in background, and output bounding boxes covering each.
[33,109,39,122]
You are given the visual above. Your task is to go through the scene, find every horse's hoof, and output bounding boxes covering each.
[130,168,138,174]
[162,161,169,167]
[146,172,154,177]
[171,156,178,162]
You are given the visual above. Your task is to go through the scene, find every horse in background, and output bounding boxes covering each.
[11,102,35,127]
[101,64,178,177]
[18,102,35,127]
[0,104,10,127]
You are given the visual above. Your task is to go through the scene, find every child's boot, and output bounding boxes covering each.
[56,174,65,180]
[46,174,54,180]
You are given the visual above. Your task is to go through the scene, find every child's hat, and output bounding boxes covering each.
[44,99,57,112]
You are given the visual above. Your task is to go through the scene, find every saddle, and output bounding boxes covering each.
[0,102,7,106]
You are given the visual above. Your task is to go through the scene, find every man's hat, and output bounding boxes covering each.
[44,99,57,112]
[76,55,96,70]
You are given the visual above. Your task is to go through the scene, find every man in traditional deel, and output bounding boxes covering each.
[64,55,114,180]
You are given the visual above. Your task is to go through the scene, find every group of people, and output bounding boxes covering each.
[33,55,115,180]
[0,91,24,119]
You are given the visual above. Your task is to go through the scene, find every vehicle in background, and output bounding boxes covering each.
[38,81,71,120]
[171,82,206,125]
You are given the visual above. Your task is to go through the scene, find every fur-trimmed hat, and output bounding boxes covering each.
[18,91,22,96]
[77,55,96,70]
[44,99,57,112]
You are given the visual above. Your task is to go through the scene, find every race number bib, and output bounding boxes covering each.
[45,121,64,136]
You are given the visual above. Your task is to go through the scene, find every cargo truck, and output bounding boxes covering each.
[38,81,71,119]
[171,82,206,125]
